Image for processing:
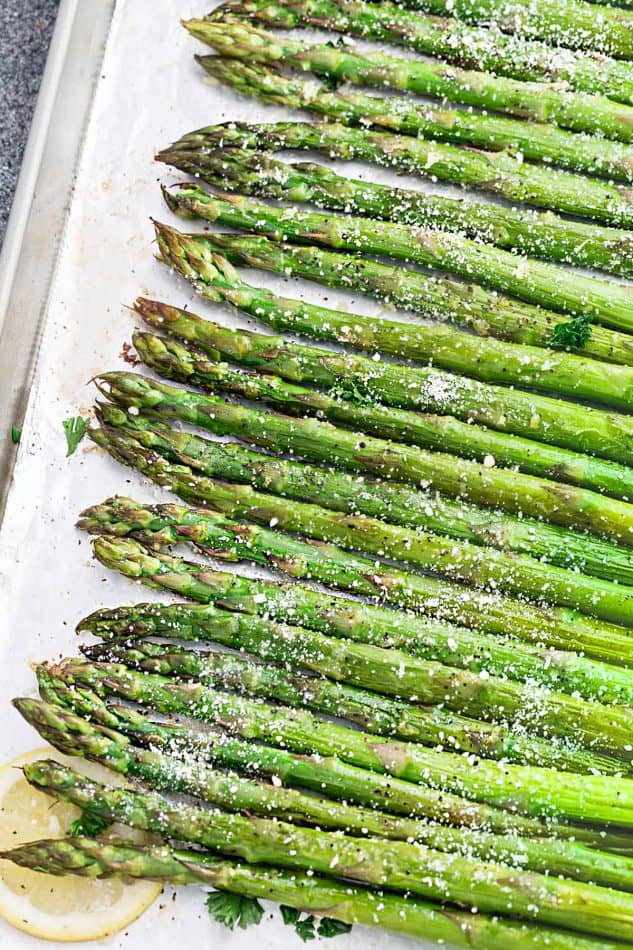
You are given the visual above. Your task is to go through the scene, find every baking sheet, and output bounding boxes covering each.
[0,0,449,945]
[3,0,626,944]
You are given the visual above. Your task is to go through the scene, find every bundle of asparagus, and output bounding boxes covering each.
[162,184,633,331]
[16,758,633,940]
[195,58,633,224]
[159,132,633,277]
[78,455,633,626]
[187,16,633,144]
[210,0,633,102]
[78,630,633,743]
[95,370,633,543]
[9,0,633,945]
[37,656,625,772]
[24,662,633,824]
[9,662,633,944]
[132,299,633,467]
[88,535,633,667]
[155,223,633,366]
[92,402,633,583]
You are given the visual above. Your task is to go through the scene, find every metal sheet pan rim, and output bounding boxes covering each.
[0,0,115,522]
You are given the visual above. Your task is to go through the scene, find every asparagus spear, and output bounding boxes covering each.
[79,635,633,756]
[93,404,633,585]
[8,841,633,950]
[47,681,633,852]
[21,759,633,940]
[16,699,633,892]
[164,185,633,333]
[40,669,586,837]
[132,329,633,514]
[54,658,633,823]
[197,57,633,225]
[137,297,633,470]
[80,499,631,744]
[92,532,633,671]
[212,0,633,104]
[385,0,633,57]
[187,16,633,146]
[83,494,633,680]
[83,433,633,629]
[163,154,633,343]
[157,224,633,366]
[161,145,633,284]
[97,371,633,543]
[163,124,633,279]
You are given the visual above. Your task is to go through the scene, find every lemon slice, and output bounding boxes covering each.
[0,747,162,942]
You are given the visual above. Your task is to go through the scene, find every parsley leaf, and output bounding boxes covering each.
[330,378,373,406]
[318,71,343,91]
[280,905,300,925]
[11,426,21,444]
[318,918,353,938]
[67,811,110,836]
[63,415,88,456]
[281,906,352,940]
[295,915,317,942]
[205,891,264,930]
[550,315,592,350]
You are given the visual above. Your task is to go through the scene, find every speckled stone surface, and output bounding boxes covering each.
[0,0,59,248]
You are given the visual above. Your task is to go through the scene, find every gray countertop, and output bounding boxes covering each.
[0,0,59,247]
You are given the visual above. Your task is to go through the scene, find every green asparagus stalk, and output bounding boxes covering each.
[16,698,633,893]
[81,471,633,670]
[164,184,633,333]
[56,642,623,773]
[10,840,628,950]
[84,430,633,630]
[211,0,633,104]
[85,500,631,761]
[163,124,633,278]
[160,223,633,368]
[384,0,633,57]
[187,16,633,147]
[45,680,633,852]
[40,669,584,837]
[137,295,633,468]
[93,404,633,585]
[91,532,633,671]
[157,228,633,377]
[79,634,633,757]
[164,152,633,344]
[161,145,633,284]
[53,658,633,824]
[97,371,633,544]
[21,759,633,940]
[197,57,633,225]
